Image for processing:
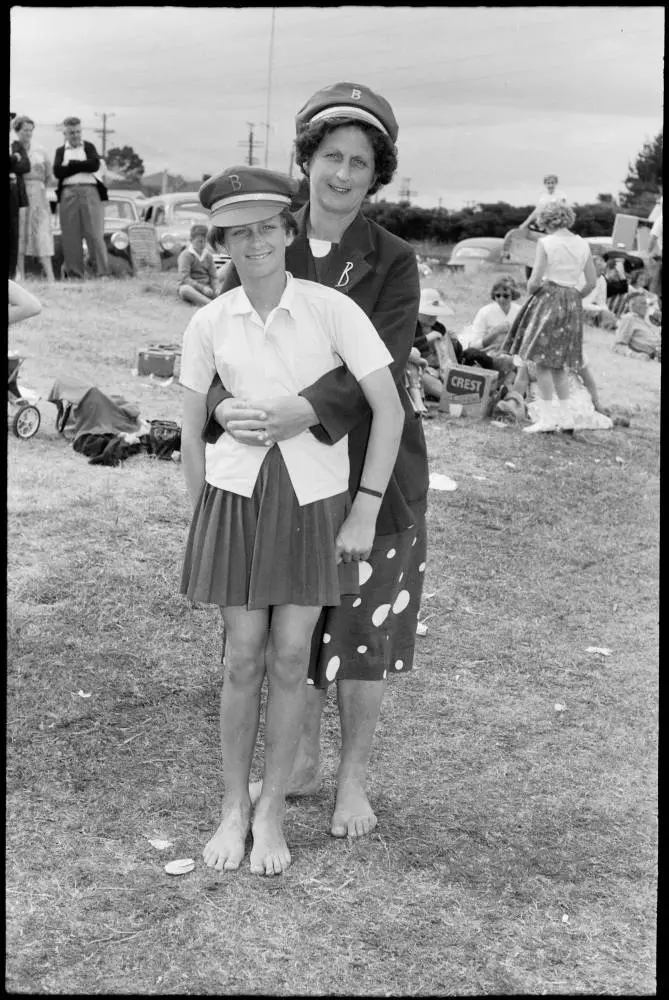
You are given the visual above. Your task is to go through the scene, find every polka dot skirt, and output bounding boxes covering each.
[308,506,427,687]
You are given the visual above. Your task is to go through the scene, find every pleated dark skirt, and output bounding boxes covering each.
[500,281,584,369]
[180,446,359,609]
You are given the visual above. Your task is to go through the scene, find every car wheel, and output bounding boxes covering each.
[12,404,41,439]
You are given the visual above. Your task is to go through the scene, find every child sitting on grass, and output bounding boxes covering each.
[179,166,404,877]
[177,223,218,307]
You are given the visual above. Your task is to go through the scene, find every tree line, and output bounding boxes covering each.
[105,128,662,244]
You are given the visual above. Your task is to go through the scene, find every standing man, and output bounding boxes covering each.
[9,111,30,278]
[53,116,108,278]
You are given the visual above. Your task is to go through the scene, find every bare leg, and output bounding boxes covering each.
[534,365,556,401]
[178,285,212,307]
[249,683,325,805]
[40,256,54,282]
[250,604,322,876]
[331,677,385,839]
[552,368,570,401]
[203,606,268,872]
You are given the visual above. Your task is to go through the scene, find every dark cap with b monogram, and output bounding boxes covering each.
[294,82,399,143]
[199,166,298,228]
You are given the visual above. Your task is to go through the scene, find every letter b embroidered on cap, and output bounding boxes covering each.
[228,173,242,192]
[351,88,362,100]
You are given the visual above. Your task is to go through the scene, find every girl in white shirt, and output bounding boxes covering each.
[179,167,404,878]
[500,201,596,432]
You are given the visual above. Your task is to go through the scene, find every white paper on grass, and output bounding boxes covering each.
[148,838,174,851]
[165,858,195,875]
[429,473,457,491]
[585,646,612,656]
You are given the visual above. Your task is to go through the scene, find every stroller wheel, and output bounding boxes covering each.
[12,404,41,439]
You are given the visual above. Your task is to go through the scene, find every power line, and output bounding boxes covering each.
[264,7,276,167]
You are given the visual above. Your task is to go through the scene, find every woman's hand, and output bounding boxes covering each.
[245,396,318,444]
[215,397,270,447]
[335,510,375,564]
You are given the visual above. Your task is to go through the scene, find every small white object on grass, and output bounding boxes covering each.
[77,690,92,698]
[504,461,516,469]
[554,703,567,713]
[585,646,612,656]
[615,456,624,465]
[149,838,174,851]
[562,914,569,923]
[429,473,458,491]
[165,858,195,876]
[416,621,428,636]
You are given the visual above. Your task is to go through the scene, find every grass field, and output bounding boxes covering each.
[6,267,659,995]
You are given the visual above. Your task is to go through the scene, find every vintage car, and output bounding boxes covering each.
[446,237,504,270]
[138,192,229,270]
[24,192,161,279]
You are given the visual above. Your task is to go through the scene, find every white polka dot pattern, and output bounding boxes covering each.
[322,633,331,644]
[394,659,404,670]
[371,603,391,627]
[352,597,362,608]
[392,590,410,614]
[359,561,373,585]
[386,548,396,559]
[357,645,368,654]
[325,656,341,681]
[418,562,426,572]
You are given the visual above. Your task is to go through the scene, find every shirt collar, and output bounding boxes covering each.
[227,271,297,319]
[187,242,209,261]
[64,140,83,150]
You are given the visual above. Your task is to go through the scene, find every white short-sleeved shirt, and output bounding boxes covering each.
[180,273,393,505]
[541,230,590,288]
[650,214,662,254]
[469,300,521,350]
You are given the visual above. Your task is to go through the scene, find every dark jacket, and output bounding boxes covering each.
[10,142,31,208]
[202,205,428,535]
[53,140,108,203]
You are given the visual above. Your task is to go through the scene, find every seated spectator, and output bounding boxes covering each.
[613,292,662,360]
[582,255,618,330]
[496,351,614,428]
[462,276,522,357]
[177,224,217,306]
[648,208,662,302]
[407,287,457,409]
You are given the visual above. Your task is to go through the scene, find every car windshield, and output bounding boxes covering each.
[104,201,137,222]
[173,203,209,221]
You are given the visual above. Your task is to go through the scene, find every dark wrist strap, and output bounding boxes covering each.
[358,485,383,499]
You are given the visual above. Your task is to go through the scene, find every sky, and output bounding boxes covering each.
[9,5,665,210]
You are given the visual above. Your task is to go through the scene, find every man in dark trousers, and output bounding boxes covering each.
[53,116,109,278]
[9,111,30,278]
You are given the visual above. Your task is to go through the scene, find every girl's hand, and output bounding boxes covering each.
[215,397,270,447]
[335,511,375,564]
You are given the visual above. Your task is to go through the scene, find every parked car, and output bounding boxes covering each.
[446,237,504,269]
[24,192,161,279]
[137,192,229,270]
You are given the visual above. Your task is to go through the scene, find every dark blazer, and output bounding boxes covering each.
[10,142,31,208]
[202,204,428,535]
[53,140,108,203]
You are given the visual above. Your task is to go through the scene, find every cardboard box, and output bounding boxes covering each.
[136,348,176,378]
[437,363,499,418]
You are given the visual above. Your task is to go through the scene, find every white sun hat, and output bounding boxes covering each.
[418,287,455,318]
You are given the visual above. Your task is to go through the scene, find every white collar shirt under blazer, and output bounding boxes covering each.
[540,230,591,288]
[179,273,393,505]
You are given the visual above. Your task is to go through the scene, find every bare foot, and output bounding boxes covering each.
[249,770,322,807]
[249,805,291,876]
[331,777,377,839]
[203,799,250,871]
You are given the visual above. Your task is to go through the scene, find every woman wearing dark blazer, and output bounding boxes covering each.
[201,82,428,842]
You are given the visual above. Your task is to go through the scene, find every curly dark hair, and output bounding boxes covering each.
[293,119,398,197]
[208,207,298,251]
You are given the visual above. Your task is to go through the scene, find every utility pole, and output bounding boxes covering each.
[398,177,416,204]
[94,112,116,157]
[264,7,276,167]
[238,122,263,166]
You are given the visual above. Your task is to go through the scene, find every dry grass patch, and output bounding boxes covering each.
[6,275,657,995]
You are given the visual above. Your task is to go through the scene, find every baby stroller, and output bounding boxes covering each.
[8,353,41,439]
